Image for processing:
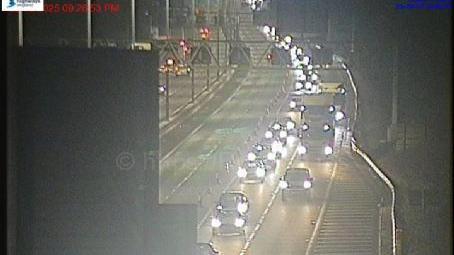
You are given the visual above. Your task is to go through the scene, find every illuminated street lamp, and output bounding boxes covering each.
[263,25,271,34]
[296,47,303,56]
[164,58,175,121]
[166,58,175,66]
[200,27,210,40]
[302,55,310,66]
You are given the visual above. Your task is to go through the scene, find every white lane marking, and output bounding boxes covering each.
[239,145,299,255]
[197,71,290,231]
[162,143,221,203]
[197,170,237,230]
[161,72,271,202]
[304,163,338,255]
[159,71,248,165]
[159,123,205,164]
[159,70,233,134]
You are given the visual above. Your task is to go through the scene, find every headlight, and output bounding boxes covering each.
[237,202,248,214]
[295,82,303,90]
[247,152,256,161]
[302,123,309,131]
[286,136,296,145]
[335,111,345,121]
[297,145,307,155]
[265,130,273,139]
[234,218,245,227]
[289,100,297,109]
[279,180,288,189]
[324,146,333,155]
[340,88,346,95]
[323,124,330,131]
[329,105,335,113]
[262,25,271,34]
[286,121,295,130]
[303,180,312,189]
[267,152,276,160]
[211,218,221,228]
[296,47,303,56]
[237,167,247,178]
[271,140,283,153]
[279,130,288,138]
[256,167,266,177]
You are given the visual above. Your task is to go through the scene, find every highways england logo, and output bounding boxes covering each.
[2,0,43,11]
[395,0,453,10]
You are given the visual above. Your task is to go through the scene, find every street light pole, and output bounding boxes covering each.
[391,45,398,126]
[206,62,210,91]
[192,0,196,24]
[87,0,92,48]
[165,71,170,121]
[207,0,210,24]
[18,11,23,47]
[131,0,136,44]
[166,0,170,36]
[216,6,220,78]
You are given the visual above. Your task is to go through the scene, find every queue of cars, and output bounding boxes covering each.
[206,27,347,254]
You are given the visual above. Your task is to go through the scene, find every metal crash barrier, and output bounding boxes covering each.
[351,137,397,255]
[343,61,396,255]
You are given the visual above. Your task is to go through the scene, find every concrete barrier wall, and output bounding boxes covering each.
[10,47,159,255]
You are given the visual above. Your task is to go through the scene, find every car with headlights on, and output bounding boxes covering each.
[279,168,314,201]
[248,143,277,171]
[237,160,267,184]
[174,64,191,76]
[288,94,304,111]
[266,121,288,147]
[249,143,268,160]
[158,84,167,95]
[299,122,335,159]
[215,191,249,215]
[211,210,247,236]
[212,191,249,235]
[281,117,298,139]
[259,136,285,161]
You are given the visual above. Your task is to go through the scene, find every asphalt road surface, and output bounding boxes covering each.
[159,5,386,255]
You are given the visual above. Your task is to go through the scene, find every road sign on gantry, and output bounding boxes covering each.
[191,45,212,64]
[229,46,251,65]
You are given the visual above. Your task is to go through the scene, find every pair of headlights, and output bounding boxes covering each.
[211,217,245,228]
[279,180,312,189]
[237,167,266,178]
[297,145,332,155]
